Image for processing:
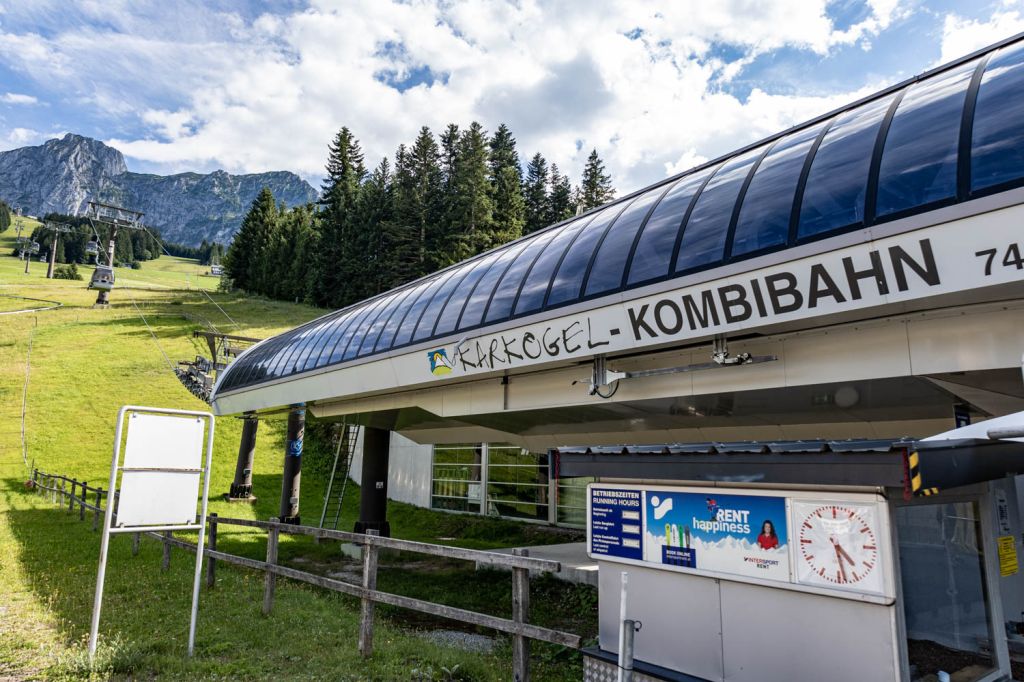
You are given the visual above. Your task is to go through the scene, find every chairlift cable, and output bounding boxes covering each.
[125,290,176,374]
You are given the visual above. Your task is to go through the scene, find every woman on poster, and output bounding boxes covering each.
[756,520,779,550]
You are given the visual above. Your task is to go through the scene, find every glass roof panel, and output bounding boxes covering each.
[514,218,591,316]
[414,265,476,342]
[585,187,665,297]
[323,299,386,365]
[675,148,763,273]
[434,252,502,336]
[546,206,619,307]
[626,167,715,286]
[457,242,528,330]
[798,94,895,239]
[392,271,457,347]
[304,311,357,371]
[484,229,559,323]
[375,278,436,352]
[731,124,825,257]
[876,59,977,218]
[972,41,1024,193]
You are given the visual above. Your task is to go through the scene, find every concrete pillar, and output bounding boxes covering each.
[47,236,56,279]
[279,406,304,524]
[228,415,258,501]
[354,426,391,537]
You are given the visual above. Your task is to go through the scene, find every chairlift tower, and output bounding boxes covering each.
[41,220,73,279]
[82,201,145,307]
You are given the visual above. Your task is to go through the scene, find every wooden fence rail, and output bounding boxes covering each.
[30,469,579,680]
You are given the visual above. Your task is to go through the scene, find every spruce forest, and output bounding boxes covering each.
[225,123,616,309]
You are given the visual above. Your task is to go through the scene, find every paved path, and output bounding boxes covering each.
[481,542,598,586]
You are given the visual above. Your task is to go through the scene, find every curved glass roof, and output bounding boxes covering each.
[217,37,1024,396]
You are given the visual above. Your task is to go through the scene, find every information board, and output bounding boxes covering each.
[589,487,643,560]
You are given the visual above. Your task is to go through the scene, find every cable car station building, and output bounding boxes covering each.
[212,36,1024,682]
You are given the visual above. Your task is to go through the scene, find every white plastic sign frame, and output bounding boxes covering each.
[88,405,216,660]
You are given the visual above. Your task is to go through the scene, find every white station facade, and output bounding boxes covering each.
[212,36,1024,682]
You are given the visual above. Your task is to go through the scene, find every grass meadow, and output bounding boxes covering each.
[0,220,594,681]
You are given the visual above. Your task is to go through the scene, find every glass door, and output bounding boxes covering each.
[896,500,998,682]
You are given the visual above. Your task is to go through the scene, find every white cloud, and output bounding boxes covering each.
[0,0,913,193]
[0,92,38,105]
[939,9,1024,64]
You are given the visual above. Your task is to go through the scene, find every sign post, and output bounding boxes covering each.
[88,405,216,660]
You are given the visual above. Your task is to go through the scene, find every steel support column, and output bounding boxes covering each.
[279,406,304,524]
[354,426,390,537]
[228,415,258,500]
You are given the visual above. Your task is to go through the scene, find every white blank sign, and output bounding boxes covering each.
[116,413,205,527]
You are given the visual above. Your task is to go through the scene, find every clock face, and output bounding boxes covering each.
[793,501,884,595]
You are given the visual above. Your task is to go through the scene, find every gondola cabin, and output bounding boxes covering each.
[28,241,40,254]
[85,240,99,255]
[88,266,115,292]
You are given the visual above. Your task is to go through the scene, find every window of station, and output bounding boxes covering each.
[513,217,590,316]
[546,206,619,307]
[625,167,715,286]
[413,267,474,342]
[556,476,593,526]
[346,293,402,361]
[484,228,559,323]
[675,147,763,273]
[730,124,824,257]
[798,94,894,239]
[392,273,453,348]
[896,501,997,682]
[486,445,550,522]
[584,186,664,297]
[380,279,435,350]
[325,297,387,364]
[875,59,977,219]
[301,313,353,371]
[457,242,527,330]
[433,253,501,336]
[971,41,1024,194]
[357,289,412,357]
[430,444,483,514]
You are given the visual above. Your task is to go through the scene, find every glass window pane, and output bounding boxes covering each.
[626,167,715,285]
[351,292,404,358]
[305,312,356,370]
[458,242,528,331]
[393,272,455,348]
[276,318,336,376]
[434,253,500,337]
[676,148,763,272]
[547,206,619,307]
[484,230,559,323]
[261,332,305,380]
[798,95,894,239]
[375,279,434,352]
[337,297,391,363]
[877,60,977,218]
[414,266,475,342]
[357,289,412,356]
[972,42,1024,193]
[514,219,590,316]
[585,187,664,296]
[731,124,825,257]
[324,300,383,364]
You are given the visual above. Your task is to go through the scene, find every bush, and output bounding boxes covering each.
[130,260,141,269]
[53,263,83,280]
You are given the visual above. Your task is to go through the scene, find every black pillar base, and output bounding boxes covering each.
[356,426,391,537]
[353,519,391,536]
[279,515,301,525]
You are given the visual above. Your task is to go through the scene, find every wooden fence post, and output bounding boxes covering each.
[206,513,218,589]
[57,477,63,505]
[263,523,279,615]
[132,532,140,556]
[359,529,380,658]
[161,531,172,571]
[79,481,87,521]
[93,488,102,532]
[512,548,531,682]
[68,479,77,514]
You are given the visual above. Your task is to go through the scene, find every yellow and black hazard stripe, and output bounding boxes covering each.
[907,451,940,497]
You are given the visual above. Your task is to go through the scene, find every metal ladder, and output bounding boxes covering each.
[318,421,360,530]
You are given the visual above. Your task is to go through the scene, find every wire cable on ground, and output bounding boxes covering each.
[199,286,240,328]
[20,326,33,468]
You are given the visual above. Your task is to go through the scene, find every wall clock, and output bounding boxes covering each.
[793,501,884,595]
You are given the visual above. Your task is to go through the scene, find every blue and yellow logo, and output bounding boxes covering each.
[427,348,454,376]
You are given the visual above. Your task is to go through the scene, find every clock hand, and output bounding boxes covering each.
[834,543,848,583]
[835,543,855,566]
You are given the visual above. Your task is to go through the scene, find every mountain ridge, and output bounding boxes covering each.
[0,134,319,246]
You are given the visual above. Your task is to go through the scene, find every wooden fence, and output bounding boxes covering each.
[30,469,580,681]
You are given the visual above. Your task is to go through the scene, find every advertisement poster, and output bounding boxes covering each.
[589,487,644,560]
[642,491,790,581]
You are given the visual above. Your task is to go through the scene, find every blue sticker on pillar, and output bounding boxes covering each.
[288,437,303,456]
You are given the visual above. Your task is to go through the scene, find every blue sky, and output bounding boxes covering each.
[0,0,1020,192]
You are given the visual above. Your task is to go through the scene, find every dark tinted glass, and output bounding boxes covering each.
[324,301,383,364]
[276,318,334,376]
[626,168,715,285]
[458,242,527,330]
[357,291,408,357]
[393,272,455,347]
[263,331,305,379]
[547,207,618,306]
[484,230,558,323]
[333,298,390,363]
[972,42,1024,192]
[585,188,663,296]
[877,61,976,218]
[414,266,475,341]
[731,125,824,257]
[376,280,432,351]
[434,253,501,336]
[514,219,589,315]
[799,95,893,239]
[305,312,356,370]
[675,148,763,272]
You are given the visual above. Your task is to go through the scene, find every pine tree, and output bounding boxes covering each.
[523,153,550,234]
[447,122,494,263]
[488,123,524,245]
[315,127,366,307]
[407,128,445,271]
[578,149,615,211]
[354,158,394,297]
[547,163,576,224]
[226,187,277,293]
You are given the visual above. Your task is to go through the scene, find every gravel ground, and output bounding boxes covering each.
[418,629,496,653]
